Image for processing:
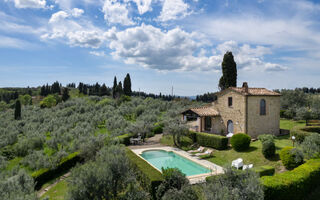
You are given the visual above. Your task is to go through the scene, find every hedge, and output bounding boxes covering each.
[290,126,320,143]
[253,166,275,177]
[32,152,82,189]
[125,148,163,199]
[195,132,228,150]
[230,133,251,151]
[279,146,304,170]
[261,159,320,200]
[117,134,131,145]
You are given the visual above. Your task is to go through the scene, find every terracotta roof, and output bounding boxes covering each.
[228,87,281,96]
[183,106,220,117]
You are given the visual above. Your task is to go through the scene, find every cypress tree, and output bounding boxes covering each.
[100,84,108,96]
[116,81,123,96]
[123,73,132,96]
[112,76,117,98]
[14,100,21,120]
[218,51,237,90]
[62,88,70,101]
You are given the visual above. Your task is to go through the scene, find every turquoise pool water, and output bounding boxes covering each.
[140,150,211,176]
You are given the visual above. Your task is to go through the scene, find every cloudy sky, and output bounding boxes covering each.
[0,0,319,95]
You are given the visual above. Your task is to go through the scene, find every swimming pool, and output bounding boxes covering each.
[140,150,211,176]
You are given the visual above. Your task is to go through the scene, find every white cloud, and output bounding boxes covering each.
[0,35,35,49]
[71,8,84,17]
[90,51,106,57]
[102,0,135,25]
[264,63,288,72]
[6,0,46,9]
[105,24,221,71]
[132,0,153,15]
[158,0,190,21]
[43,10,106,48]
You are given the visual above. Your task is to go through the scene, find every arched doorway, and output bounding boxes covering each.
[227,120,234,133]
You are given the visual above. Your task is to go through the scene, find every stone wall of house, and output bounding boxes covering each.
[247,96,280,138]
[211,116,224,134]
[213,90,247,135]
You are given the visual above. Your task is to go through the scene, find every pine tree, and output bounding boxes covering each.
[218,51,237,90]
[112,76,117,99]
[14,100,21,120]
[123,73,132,96]
[62,88,70,101]
[100,84,108,96]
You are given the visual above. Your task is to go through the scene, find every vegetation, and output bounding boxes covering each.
[261,159,320,200]
[290,125,320,143]
[230,133,251,152]
[14,100,21,120]
[218,51,237,90]
[253,166,275,177]
[302,133,320,159]
[204,168,264,200]
[259,135,276,158]
[195,131,228,150]
[279,146,304,170]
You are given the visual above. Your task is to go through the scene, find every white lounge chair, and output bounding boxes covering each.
[242,164,254,170]
[195,149,213,157]
[231,158,243,169]
[188,146,205,153]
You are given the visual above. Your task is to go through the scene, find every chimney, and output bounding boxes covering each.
[242,82,248,93]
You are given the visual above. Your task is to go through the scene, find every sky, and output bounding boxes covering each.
[0,0,319,96]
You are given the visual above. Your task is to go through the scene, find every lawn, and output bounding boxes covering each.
[40,179,68,200]
[207,135,292,173]
[280,119,305,130]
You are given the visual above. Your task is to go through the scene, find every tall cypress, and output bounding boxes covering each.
[218,51,237,90]
[14,100,21,120]
[62,88,70,101]
[123,73,132,96]
[112,76,117,99]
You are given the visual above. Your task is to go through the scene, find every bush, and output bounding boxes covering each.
[262,140,276,158]
[258,134,274,143]
[153,125,163,134]
[230,133,251,151]
[290,126,320,143]
[125,148,163,199]
[279,146,304,170]
[302,133,320,159]
[117,134,131,145]
[195,132,228,150]
[40,95,57,108]
[253,166,275,177]
[32,152,81,189]
[261,159,320,200]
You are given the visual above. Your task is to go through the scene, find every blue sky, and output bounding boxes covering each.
[0,0,319,96]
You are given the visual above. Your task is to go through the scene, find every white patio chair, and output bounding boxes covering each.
[231,158,243,169]
[188,146,205,153]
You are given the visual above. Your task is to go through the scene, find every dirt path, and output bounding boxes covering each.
[129,133,165,149]
[37,172,70,198]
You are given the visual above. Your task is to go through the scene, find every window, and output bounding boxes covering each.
[260,99,266,115]
[228,97,233,107]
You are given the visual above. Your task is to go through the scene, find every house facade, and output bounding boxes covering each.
[182,82,281,138]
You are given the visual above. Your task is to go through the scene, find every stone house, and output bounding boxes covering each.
[182,82,281,138]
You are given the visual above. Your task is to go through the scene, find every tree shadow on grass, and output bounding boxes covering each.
[241,146,258,153]
[266,153,280,162]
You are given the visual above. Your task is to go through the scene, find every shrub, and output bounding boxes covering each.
[253,166,275,177]
[195,132,228,150]
[32,152,81,189]
[153,125,163,134]
[290,126,320,143]
[262,140,276,158]
[117,134,131,145]
[230,133,251,151]
[40,95,57,108]
[302,133,320,159]
[258,134,274,143]
[279,146,304,170]
[125,148,163,199]
[261,159,320,200]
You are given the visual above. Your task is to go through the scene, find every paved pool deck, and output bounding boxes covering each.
[130,146,224,184]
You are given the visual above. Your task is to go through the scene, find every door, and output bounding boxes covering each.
[227,120,234,133]
[204,116,212,131]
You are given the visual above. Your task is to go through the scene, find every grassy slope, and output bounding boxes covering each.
[40,180,68,200]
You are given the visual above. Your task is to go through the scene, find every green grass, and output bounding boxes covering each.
[5,157,22,171]
[40,179,68,200]
[160,135,193,151]
[280,119,305,130]
[207,135,292,173]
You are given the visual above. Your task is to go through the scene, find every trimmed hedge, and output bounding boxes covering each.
[279,146,304,170]
[253,166,275,177]
[262,140,276,158]
[125,148,163,199]
[230,133,251,151]
[195,132,228,150]
[261,159,320,200]
[32,152,82,189]
[117,134,131,145]
[290,126,320,143]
